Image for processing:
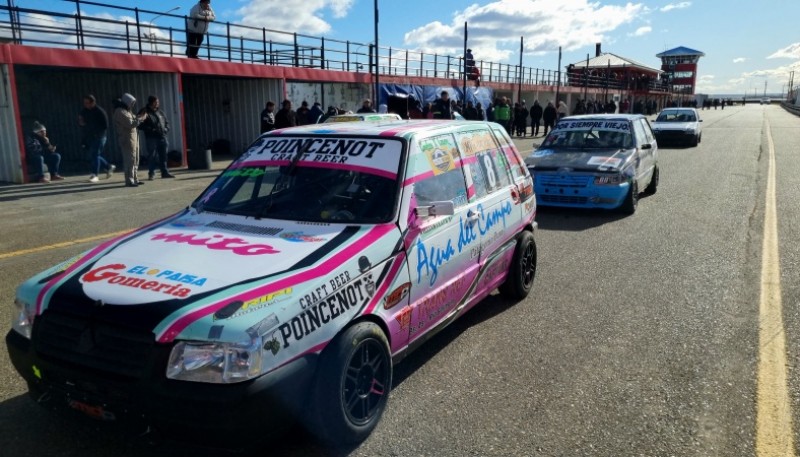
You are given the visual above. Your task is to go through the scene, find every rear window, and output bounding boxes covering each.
[656,111,696,122]
[194,136,404,223]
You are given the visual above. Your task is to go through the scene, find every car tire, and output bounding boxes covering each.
[619,180,638,215]
[691,135,699,147]
[644,166,658,195]
[499,230,537,300]
[307,321,392,446]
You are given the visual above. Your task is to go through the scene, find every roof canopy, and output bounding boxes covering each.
[656,46,705,58]
[567,53,661,74]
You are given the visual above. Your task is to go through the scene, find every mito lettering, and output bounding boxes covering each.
[150,232,280,255]
[257,138,384,158]
[275,276,373,349]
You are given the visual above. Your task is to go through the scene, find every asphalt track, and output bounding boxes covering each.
[0,104,797,456]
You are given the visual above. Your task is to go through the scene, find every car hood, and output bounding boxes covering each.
[26,210,401,342]
[525,148,633,172]
[652,121,697,131]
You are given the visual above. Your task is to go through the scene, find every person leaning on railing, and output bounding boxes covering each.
[186,0,216,59]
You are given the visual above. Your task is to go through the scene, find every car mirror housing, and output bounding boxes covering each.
[415,201,456,218]
[641,143,652,150]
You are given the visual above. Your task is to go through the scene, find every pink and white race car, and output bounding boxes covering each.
[8,120,537,446]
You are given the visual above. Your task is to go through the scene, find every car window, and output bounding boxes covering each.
[632,119,648,146]
[639,119,656,144]
[491,127,527,180]
[195,136,403,223]
[414,134,469,208]
[453,129,512,198]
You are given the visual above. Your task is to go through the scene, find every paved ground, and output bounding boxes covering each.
[0,105,797,456]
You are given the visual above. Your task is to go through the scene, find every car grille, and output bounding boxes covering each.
[540,195,588,204]
[33,311,156,379]
[538,174,592,188]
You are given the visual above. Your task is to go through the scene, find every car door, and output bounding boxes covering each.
[454,127,519,299]
[632,118,654,185]
[404,133,481,341]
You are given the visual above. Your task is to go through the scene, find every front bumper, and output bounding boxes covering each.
[534,176,629,209]
[654,130,696,144]
[6,328,316,440]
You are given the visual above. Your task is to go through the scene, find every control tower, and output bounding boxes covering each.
[656,46,705,95]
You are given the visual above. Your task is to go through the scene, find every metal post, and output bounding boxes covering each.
[388,46,392,75]
[293,33,299,67]
[135,8,143,54]
[169,27,173,56]
[405,49,408,76]
[584,53,589,100]
[446,56,450,78]
[346,41,350,71]
[434,54,437,78]
[555,46,562,103]
[419,51,423,77]
[262,28,267,64]
[125,21,131,53]
[463,22,468,103]
[7,0,17,44]
[226,22,232,62]
[321,37,326,69]
[518,36,523,103]
[374,0,379,106]
[240,36,244,63]
[76,0,85,49]
[74,15,82,49]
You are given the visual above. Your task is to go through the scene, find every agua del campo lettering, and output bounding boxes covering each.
[150,232,280,255]
[82,264,193,298]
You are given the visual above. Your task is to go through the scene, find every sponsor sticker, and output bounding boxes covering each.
[587,156,622,168]
[532,149,555,158]
[81,263,194,298]
[149,232,280,255]
[384,282,411,310]
[279,232,326,243]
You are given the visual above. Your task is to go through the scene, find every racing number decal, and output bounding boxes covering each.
[479,153,498,190]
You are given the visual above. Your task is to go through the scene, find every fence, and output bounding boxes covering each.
[0,0,566,86]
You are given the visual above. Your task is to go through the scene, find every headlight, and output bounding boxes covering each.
[167,337,263,383]
[11,298,35,339]
[594,174,625,185]
[685,128,696,133]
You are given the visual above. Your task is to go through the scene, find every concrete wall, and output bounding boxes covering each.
[286,81,371,113]
[0,64,22,183]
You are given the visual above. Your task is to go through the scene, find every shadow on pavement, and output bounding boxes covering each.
[535,205,630,231]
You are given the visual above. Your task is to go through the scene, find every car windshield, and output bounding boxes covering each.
[656,111,696,122]
[541,119,634,150]
[192,135,404,223]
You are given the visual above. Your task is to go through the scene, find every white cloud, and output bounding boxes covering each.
[235,0,355,35]
[699,75,715,80]
[732,57,746,63]
[630,26,652,37]
[660,2,691,12]
[402,0,644,63]
[768,43,800,59]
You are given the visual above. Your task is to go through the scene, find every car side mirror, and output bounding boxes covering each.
[641,143,652,150]
[415,201,455,218]
[698,119,703,122]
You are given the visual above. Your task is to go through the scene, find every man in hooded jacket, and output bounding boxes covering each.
[114,93,146,187]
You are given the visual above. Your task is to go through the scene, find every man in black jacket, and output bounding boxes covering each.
[432,91,453,120]
[529,100,543,137]
[275,99,297,129]
[542,101,557,136]
[139,96,175,180]
[260,101,276,133]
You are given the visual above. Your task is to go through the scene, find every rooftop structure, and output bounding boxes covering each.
[657,46,705,94]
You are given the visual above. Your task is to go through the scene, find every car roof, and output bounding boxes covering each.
[659,108,697,112]
[265,120,499,138]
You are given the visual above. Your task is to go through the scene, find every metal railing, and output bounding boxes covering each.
[0,1,572,86]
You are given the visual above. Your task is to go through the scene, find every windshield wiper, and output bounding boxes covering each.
[256,148,307,219]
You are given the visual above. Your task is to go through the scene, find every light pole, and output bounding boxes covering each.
[373,0,379,106]
[147,6,180,54]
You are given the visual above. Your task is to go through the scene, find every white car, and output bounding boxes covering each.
[651,108,702,147]
[760,98,771,105]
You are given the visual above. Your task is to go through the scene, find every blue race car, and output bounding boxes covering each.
[524,114,659,214]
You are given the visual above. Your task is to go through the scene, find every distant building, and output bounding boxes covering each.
[566,44,664,94]
[656,46,705,95]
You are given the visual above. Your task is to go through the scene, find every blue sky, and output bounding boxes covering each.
[25,0,800,95]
